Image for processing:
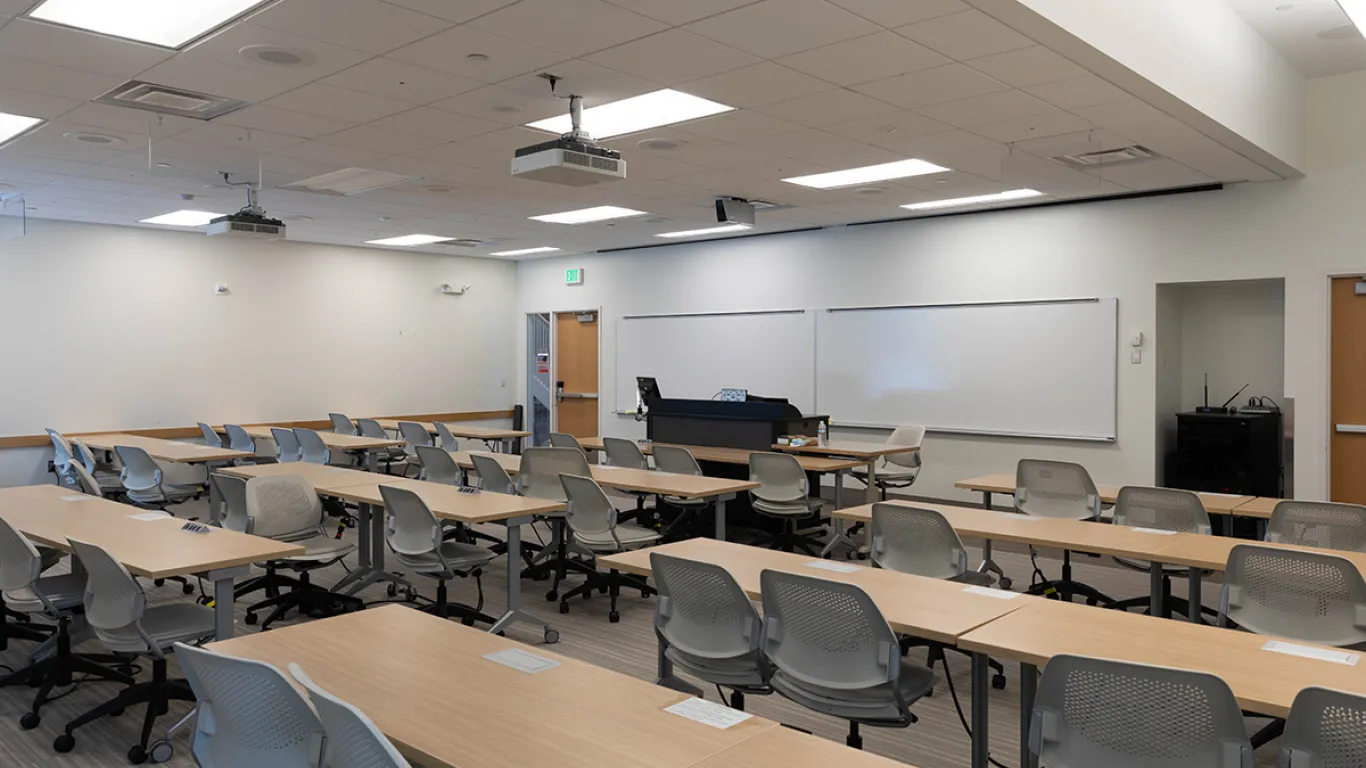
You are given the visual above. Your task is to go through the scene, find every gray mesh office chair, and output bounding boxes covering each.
[198,423,223,448]
[471,453,516,494]
[760,569,932,749]
[602,437,653,522]
[289,663,412,768]
[651,553,771,709]
[56,539,213,763]
[849,426,925,500]
[357,419,409,475]
[115,445,202,510]
[415,445,461,486]
[0,518,131,729]
[224,425,269,464]
[294,429,332,466]
[398,421,433,453]
[1266,500,1366,552]
[211,473,249,533]
[1110,486,1216,619]
[520,447,593,595]
[235,475,361,630]
[434,422,460,452]
[653,445,710,540]
[174,642,325,768]
[71,439,124,497]
[549,432,585,452]
[46,429,78,488]
[1279,686,1366,767]
[271,427,301,463]
[329,413,356,436]
[749,452,824,555]
[1030,654,1252,768]
[555,474,659,622]
[1220,544,1366,648]
[1015,459,1114,606]
[379,485,496,626]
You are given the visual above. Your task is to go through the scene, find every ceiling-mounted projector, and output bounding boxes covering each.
[512,77,626,187]
[207,172,285,240]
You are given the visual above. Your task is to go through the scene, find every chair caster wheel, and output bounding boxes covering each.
[244,613,258,626]
[461,617,475,626]
[609,610,620,623]
[998,577,1012,590]
[558,602,569,614]
[387,583,398,597]
[182,583,195,595]
[128,744,148,764]
[598,585,608,594]
[545,590,558,601]
[148,740,174,763]
[19,712,39,730]
[544,629,560,644]
[153,579,165,587]
[992,675,1007,691]
[54,734,75,753]
[195,596,211,606]
[640,589,649,598]
[582,591,591,600]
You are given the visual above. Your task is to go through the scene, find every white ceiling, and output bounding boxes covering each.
[1228,0,1366,78]
[0,0,1289,258]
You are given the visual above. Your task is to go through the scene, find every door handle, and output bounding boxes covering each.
[1337,424,1366,434]
[559,392,598,400]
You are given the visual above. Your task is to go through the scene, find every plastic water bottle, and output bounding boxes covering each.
[817,421,828,447]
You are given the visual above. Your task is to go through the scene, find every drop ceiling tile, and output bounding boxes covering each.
[366,107,503,140]
[823,110,952,146]
[1024,74,1130,110]
[585,30,760,86]
[387,24,568,83]
[134,138,262,168]
[1010,128,1134,161]
[0,54,125,102]
[267,139,394,167]
[826,0,968,27]
[606,129,785,171]
[915,90,1057,128]
[138,55,310,103]
[674,110,805,143]
[186,23,374,80]
[404,126,544,168]
[175,122,306,154]
[378,0,521,22]
[617,153,711,181]
[467,0,668,57]
[742,128,901,167]
[0,88,81,120]
[896,10,1034,61]
[430,84,569,125]
[883,129,1009,179]
[264,83,412,124]
[965,46,1086,89]
[321,58,483,104]
[0,167,68,185]
[685,0,879,59]
[682,62,833,108]
[322,124,446,154]
[852,64,1009,110]
[4,123,129,164]
[0,151,101,176]
[968,110,1094,144]
[601,0,760,25]
[0,19,172,77]
[755,89,900,128]
[250,0,454,54]
[217,105,355,138]
[1084,158,1212,191]
[496,60,659,103]
[777,32,948,88]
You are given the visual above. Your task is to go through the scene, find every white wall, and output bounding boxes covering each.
[1175,280,1285,412]
[1153,283,1183,484]
[2,219,519,486]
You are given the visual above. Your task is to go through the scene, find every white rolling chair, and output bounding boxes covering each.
[357,419,410,475]
[1266,500,1366,552]
[519,447,593,597]
[329,413,357,436]
[197,423,223,448]
[415,445,461,486]
[1016,458,1114,606]
[398,421,434,453]
[652,445,710,540]
[548,433,585,453]
[294,429,333,466]
[1279,686,1366,767]
[380,485,497,626]
[1108,486,1215,620]
[288,663,412,768]
[115,445,203,510]
[434,422,460,452]
[71,439,124,497]
[46,428,78,488]
[225,424,276,465]
[602,437,653,523]
[271,427,301,463]
[748,452,824,555]
[555,473,659,622]
[849,425,924,500]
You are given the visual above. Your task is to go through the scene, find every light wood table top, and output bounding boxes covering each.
[371,419,531,440]
[578,438,862,473]
[1147,532,1366,574]
[79,433,252,463]
[215,462,379,491]
[1231,496,1283,519]
[599,538,1031,644]
[954,473,1256,515]
[691,726,918,768]
[326,476,566,524]
[0,484,301,579]
[957,598,1366,718]
[775,440,918,458]
[209,605,776,768]
[218,425,404,450]
[451,451,757,500]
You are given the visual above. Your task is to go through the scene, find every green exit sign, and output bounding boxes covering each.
[564,267,584,285]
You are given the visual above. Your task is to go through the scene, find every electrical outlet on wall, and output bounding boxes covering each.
[1131,349,1142,364]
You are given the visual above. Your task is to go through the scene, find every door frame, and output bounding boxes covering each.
[526,307,603,438]
[1326,271,1366,499]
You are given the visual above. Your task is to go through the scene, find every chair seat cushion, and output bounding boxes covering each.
[4,572,86,614]
[753,498,822,518]
[394,540,496,575]
[771,664,934,723]
[278,534,355,563]
[662,495,710,508]
[574,523,662,551]
[666,648,769,689]
[97,603,215,654]
[849,466,919,482]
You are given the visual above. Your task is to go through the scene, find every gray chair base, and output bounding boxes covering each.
[54,657,196,765]
[241,569,363,630]
[0,616,134,730]
[557,564,656,623]
[752,518,824,556]
[416,577,496,627]
[1024,550,1116,606]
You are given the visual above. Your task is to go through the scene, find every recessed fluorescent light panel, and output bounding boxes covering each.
[282,168,422,196]
[366,235,456,247]
[28,0,271,49]
[139,210,224,227]
[782,159,950,190]
[900,189,1044,211]
[655,224,752,239]
[529,206,647,225]
[0,112,43,146]
[525,89,734,140]
[490,246,561,256]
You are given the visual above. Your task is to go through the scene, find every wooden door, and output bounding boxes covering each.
[1332,277,1366,502]
[554,311,599,439]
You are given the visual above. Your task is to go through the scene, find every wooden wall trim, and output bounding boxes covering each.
[0,410,516,450]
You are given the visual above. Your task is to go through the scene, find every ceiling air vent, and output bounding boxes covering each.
[1053,145,1159,169]
[433,239,485,248]
[95,81,248,120]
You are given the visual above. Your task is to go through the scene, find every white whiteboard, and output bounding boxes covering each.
[614,311,816,413]
[815,299,1117,440]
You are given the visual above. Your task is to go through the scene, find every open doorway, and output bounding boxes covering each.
[526,310,601,446]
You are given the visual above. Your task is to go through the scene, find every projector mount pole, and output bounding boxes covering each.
[220,171,264,217]
[540,73,592,143]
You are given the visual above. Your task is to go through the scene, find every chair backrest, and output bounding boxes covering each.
[561,474,618,539]
[1267,500,1366,552]
[224,424,256,454]
[759,569,900,691]
[0,516,42,598]
[271,428,301,463]
[211,473,251,533]
[471,454,516,494]
[356,419,387,440]
[1280,686,1366,768]
[603,437,648,470]
[434,422,460,452]
[1221,544,1366,647]
[71,438,102,474]
[748,452,808,504]
[67,538,145,639]
[1113,486,1211,534]
[378,485,442,558]
[548,432,584,452]
[198,423,224,448]
[288,663,411,768]
[72,462,105,497]
[885,425,925,470]
[328,413,356,436]
[174,642,325,768]
[652,553,764,667]
[652,445,701,476]
[398,422,432,451]
[116,445,163,502]
[415,445,461,486]
[245,475,324,541]
[870,503,966,580]
[46,428,73,471]
[1031,654,1251,768]
[1015,459,1100,519]
[294,429,331,465]
[519,447,592,502]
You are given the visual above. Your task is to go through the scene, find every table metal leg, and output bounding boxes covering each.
[1149,561,1165,618]
[975,491,1007,584]
[367,451,378,473]
[489,517,556,643]
[1020,662,1038,768]
[209,566,248,641]
[208,473,223,525]
[714,494,732,541]
[331,503,373,594]
[819,470,854,558]
[971,652,990,768]
[864,459,878,504]
[1188,568,1203,623]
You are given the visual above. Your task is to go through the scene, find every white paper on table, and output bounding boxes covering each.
[1130,527,1180,535]
[804,560,861,574]
[60,495,92,502]
[998,512,1039,521]
[1262,641,1359,665]
[1201,492,1244,498]
[963,586,1021,600]
[129,512,171,521]
[665,697,754,729]
[482,648,561,674]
